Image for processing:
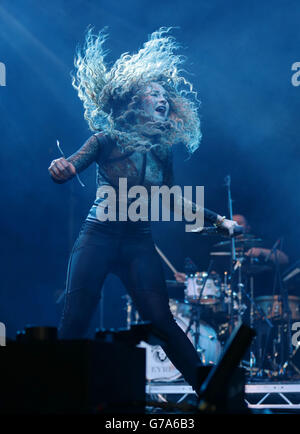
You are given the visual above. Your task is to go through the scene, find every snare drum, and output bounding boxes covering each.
[140,299,222,381]
[185,271,221,304]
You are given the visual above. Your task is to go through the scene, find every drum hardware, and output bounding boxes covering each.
[213,236,263,247]
[184,271,221,305]
[184,260,218,361]
[123,294,140,329]
[221,247,274,377]
[154,246,223,371]
[268,239,294,376]
[217,217,289,378]
[243,239,299,379]
[254,295,300,321]
[208,247,276,377]
[227,256,244,335]
[248,258,256,377]
[252,295,300,378]
[153,210,294,381]
[210,251,231,256]
[282,343,300,378]
[283,259,300,285]
[223,175,246,338]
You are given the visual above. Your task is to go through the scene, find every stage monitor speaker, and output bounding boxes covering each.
[0,339,145,414]
[198,322,256,413]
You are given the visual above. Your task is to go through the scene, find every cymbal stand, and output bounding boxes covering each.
[123,295,140,329]
[233,264,274,376]
[249,263,257,375]
[272,241,293,376]
[232,256,246,323]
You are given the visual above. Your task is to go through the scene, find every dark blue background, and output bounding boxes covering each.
[1,0,300,337]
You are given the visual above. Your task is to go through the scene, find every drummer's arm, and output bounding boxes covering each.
[245,248,289,265]
[174,272,187,283]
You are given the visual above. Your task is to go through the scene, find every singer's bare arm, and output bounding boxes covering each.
[163,147,238,234]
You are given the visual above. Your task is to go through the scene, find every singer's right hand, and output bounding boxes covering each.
[48,158,76,183]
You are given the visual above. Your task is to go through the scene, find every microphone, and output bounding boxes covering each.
[193,225,245,236]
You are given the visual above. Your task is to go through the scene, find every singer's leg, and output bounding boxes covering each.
[120,237,201,390]
[59,223,119,339]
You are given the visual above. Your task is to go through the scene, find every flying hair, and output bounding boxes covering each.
[72,26,202,153]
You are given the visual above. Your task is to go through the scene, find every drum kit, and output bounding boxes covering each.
[124,174,299,383]
[124,232,300,384]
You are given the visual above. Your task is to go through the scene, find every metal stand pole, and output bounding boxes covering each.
[184,260,214,362]
[224,175,236,335]
[275,241,292,375]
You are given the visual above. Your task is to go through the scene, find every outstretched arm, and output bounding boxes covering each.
[48,133,103,183]
[164,148,239,235]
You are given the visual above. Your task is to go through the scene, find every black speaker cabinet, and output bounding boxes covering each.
[0,340,145,413]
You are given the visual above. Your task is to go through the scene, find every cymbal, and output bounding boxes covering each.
[213,235,263,248]
[210,251,231,256]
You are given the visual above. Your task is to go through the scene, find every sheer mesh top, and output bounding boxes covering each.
[67,133,173,194]
[66,132,218,224]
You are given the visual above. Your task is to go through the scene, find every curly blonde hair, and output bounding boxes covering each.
[72,27,202,153]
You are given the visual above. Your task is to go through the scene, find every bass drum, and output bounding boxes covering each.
[140,301,222,382]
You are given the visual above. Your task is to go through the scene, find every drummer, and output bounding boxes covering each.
[232,214,289,266]
[174,214,289,284]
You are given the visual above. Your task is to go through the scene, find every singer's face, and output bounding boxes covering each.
[140,82,170,122]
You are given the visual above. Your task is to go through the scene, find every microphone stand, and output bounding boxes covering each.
[224,175,237,334]
[223,175,259,376]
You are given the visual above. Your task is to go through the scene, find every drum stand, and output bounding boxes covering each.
[244,269,275,377]
[247,244,293,378]
[271,245,293,376]
[228,255,275,377]
[184,260,215,364]
[240,244,294,378]
[123,294,140,328]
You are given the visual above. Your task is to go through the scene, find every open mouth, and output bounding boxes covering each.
[155,106,166,114]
